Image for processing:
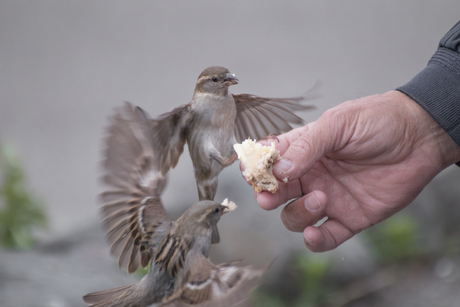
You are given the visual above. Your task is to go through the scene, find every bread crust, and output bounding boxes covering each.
[233,139,281,193]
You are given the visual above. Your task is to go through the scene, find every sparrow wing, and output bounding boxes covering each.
[232,81,320,143]
[161,255,266,307]
[101,102,171,274]
[146,104,193,176]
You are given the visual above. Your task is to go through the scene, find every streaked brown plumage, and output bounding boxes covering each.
[83,103,266,307]
[162,258,266,307]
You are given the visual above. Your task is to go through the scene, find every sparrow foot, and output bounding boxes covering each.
[225,154,238,166]
[260,134,280,143]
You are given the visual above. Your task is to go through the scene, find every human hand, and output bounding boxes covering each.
[253,91,460,252]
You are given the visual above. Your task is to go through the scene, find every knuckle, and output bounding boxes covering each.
[288,137,313,160]
[321,106,342,123]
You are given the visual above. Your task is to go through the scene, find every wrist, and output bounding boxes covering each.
[392,90,460,168]
[396,47,460,151]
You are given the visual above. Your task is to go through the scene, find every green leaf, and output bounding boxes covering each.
[0,143,47,249]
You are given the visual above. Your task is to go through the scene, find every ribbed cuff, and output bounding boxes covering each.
[396,47,460,148]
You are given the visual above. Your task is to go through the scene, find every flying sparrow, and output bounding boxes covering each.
[144,66,317,201]
[83,103,265,307]
[136,66,318,242]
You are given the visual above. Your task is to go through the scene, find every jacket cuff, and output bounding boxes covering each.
[396,47,460,148]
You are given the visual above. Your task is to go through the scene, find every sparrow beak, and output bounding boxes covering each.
[224,73,239,86]
[221,199,237,215]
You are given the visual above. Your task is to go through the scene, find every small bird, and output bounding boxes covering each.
[145,66,317,202]
[83,103,265,307]
[138,66,318,242]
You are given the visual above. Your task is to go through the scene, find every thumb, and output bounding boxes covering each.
[273,114,340,180]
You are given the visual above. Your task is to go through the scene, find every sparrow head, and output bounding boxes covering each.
[194,66,239,96]
[179,200,236,232]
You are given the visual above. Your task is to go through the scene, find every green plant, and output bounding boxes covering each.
[364,214,423,264]
[254,253,336,307]
[0,144,47,249]
[294,254,335,307]
[135,262,150,278]
[253,290,287,307]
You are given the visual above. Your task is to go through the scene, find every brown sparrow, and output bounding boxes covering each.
[83,103,265,307]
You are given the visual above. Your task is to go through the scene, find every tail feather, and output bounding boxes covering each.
[83,284,135,307]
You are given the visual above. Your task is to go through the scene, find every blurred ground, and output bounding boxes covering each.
[1,1,460,306]
[0,225,135,307]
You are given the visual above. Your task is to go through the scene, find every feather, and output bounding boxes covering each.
[232,81,319,142]
[83,284,135,307]
[161,254,267,307]
[147,104,192,176]
[101,102,171,273]
[155,231,195,278]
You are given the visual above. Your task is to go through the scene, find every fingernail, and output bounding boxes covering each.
[274,159,293,174]
[305,193,321,211]
[304,231,313,245]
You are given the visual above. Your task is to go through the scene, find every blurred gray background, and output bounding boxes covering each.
[1,1,460,306]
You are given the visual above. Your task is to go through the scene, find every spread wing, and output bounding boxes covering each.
[101,102,172,274]
[146,104,193,176]
[162,255,266,307]
[232,81,320,143]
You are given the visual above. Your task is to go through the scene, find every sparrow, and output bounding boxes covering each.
[137,66,318,242]
[83,103,265,307]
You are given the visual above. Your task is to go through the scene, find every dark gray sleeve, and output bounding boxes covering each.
[396,21,460,147]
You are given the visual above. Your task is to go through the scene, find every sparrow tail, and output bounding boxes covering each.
[83,284,136,307]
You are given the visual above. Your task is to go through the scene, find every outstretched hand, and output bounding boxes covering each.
[251,91,460,252]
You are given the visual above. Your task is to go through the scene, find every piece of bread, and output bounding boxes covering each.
[221,198,237,213]
[233,139,281,193]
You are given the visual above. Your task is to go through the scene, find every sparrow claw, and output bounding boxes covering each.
[260,134,279,143]
[226,154,238,166]
[209,151,237,167]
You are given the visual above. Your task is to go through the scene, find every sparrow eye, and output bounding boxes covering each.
[211,77,218,82]
[214,207,220,213]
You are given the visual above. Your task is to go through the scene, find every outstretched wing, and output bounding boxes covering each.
[232,81,320,143]
[101,102,171,274]
[147,104,193,176]
[162,255,266,307]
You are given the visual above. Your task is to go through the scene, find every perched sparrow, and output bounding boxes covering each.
[83,104,265,307]
[138,66,318,242]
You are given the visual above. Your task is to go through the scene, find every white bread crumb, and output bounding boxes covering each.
[221,198,237,213]
[233,138,281,193]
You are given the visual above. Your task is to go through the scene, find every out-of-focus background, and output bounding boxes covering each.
[1,1,460,306]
